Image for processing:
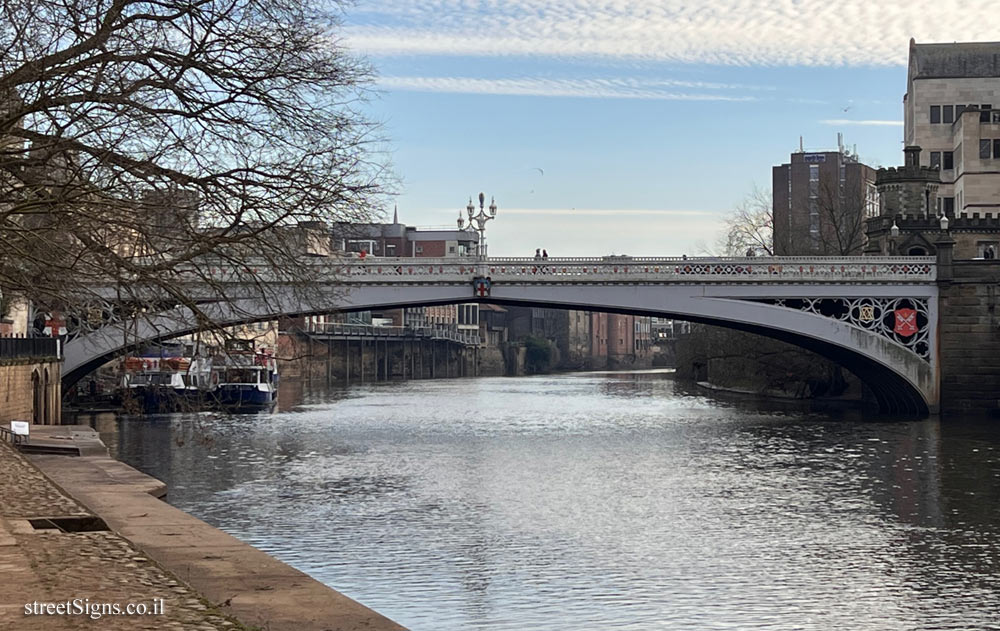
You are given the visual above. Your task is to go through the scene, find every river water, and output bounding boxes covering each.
[92,370,1000,630]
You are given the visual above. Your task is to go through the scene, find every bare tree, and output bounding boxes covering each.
[0,0,386,338]
[700,185,773,257]
[814,180,867,255]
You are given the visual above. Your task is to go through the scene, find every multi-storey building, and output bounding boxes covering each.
[867,40,1000,259]
[329,208,479,258]
[904,39,1000,218]
[772,140,878,255]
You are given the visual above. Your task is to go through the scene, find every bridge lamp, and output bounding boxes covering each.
[888,219,900,256]
[463,192,499,258]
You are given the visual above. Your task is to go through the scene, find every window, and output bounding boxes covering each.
[943,151,954,170]
[956,104,966,117]
[930,151,941,169]
[930,105,941,123]
[982,139,992,159]
[983,105,994,122]
[978,242,999,258]
[865,183,879,218]
[415,245,423,254]
[943,197,955,216]
[448,245,455,253]
[346,239,375,253]
[994,139,1000,159]
[943,105,954,124]
[386,244,396,255]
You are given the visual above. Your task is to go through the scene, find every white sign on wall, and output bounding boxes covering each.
[10,421,29,436]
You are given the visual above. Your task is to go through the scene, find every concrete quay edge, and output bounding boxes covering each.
[27,426,407,631]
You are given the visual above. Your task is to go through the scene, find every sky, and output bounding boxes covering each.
[341,0,1000,257]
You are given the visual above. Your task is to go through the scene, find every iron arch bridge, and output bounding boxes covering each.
[62,256,938,415]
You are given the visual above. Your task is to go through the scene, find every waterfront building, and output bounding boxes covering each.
[506,307,652,370]
[590,312,608,368]
[651,318,690,341]
[607,313,653,368]
[325,210,481,333]
[772,138,878,255]
[904,39,1000,219]
[867,40,1000,259]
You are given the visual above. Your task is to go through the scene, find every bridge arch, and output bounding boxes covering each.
[63,275,937,416]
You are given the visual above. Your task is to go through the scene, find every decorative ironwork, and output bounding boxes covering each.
[309,256,936,284]
[752,297,931,361]
[64,299,123,342]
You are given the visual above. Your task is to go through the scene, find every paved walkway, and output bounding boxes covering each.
[0,439,239,630]
[1,427,407,631]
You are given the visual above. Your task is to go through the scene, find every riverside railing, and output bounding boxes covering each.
[0,336,60,360]
[306,322,481,346]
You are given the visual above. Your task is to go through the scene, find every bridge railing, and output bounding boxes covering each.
[169,255,937,284]
[312,256,937,283]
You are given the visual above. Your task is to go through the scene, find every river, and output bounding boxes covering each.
[87,370,1000,630]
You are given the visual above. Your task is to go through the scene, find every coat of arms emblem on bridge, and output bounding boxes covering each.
[749,296,931,361]
[893,308,918,338]
[473,276,492,297]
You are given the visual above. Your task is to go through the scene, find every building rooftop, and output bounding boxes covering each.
[909,39,1000,80]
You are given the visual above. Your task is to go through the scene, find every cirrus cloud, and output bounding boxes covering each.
[347,0,995,67]
[377,76,762,100]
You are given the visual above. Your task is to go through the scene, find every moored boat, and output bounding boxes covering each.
[211,343,278,410]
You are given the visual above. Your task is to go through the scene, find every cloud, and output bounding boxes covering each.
[347,0,995,66]
[377,76,761,100]
[820,119,904,126]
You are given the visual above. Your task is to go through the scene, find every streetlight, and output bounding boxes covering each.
[939,214,950,231]
[888,218,900,255]
[458,192,498,257]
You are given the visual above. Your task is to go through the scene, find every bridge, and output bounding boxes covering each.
[62,255,938,415]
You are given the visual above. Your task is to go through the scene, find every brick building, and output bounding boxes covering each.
[772,140,878,255]
[326,210,481,332]
[506,307,652,371]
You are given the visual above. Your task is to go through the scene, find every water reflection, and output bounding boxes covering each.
[97,371,1000,630]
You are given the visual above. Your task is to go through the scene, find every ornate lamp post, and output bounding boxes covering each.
[457,192,497,257]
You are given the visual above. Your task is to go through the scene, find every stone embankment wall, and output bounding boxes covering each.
[675,325,863,401]
[939,261,1000,416]
[0,359,61,424]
